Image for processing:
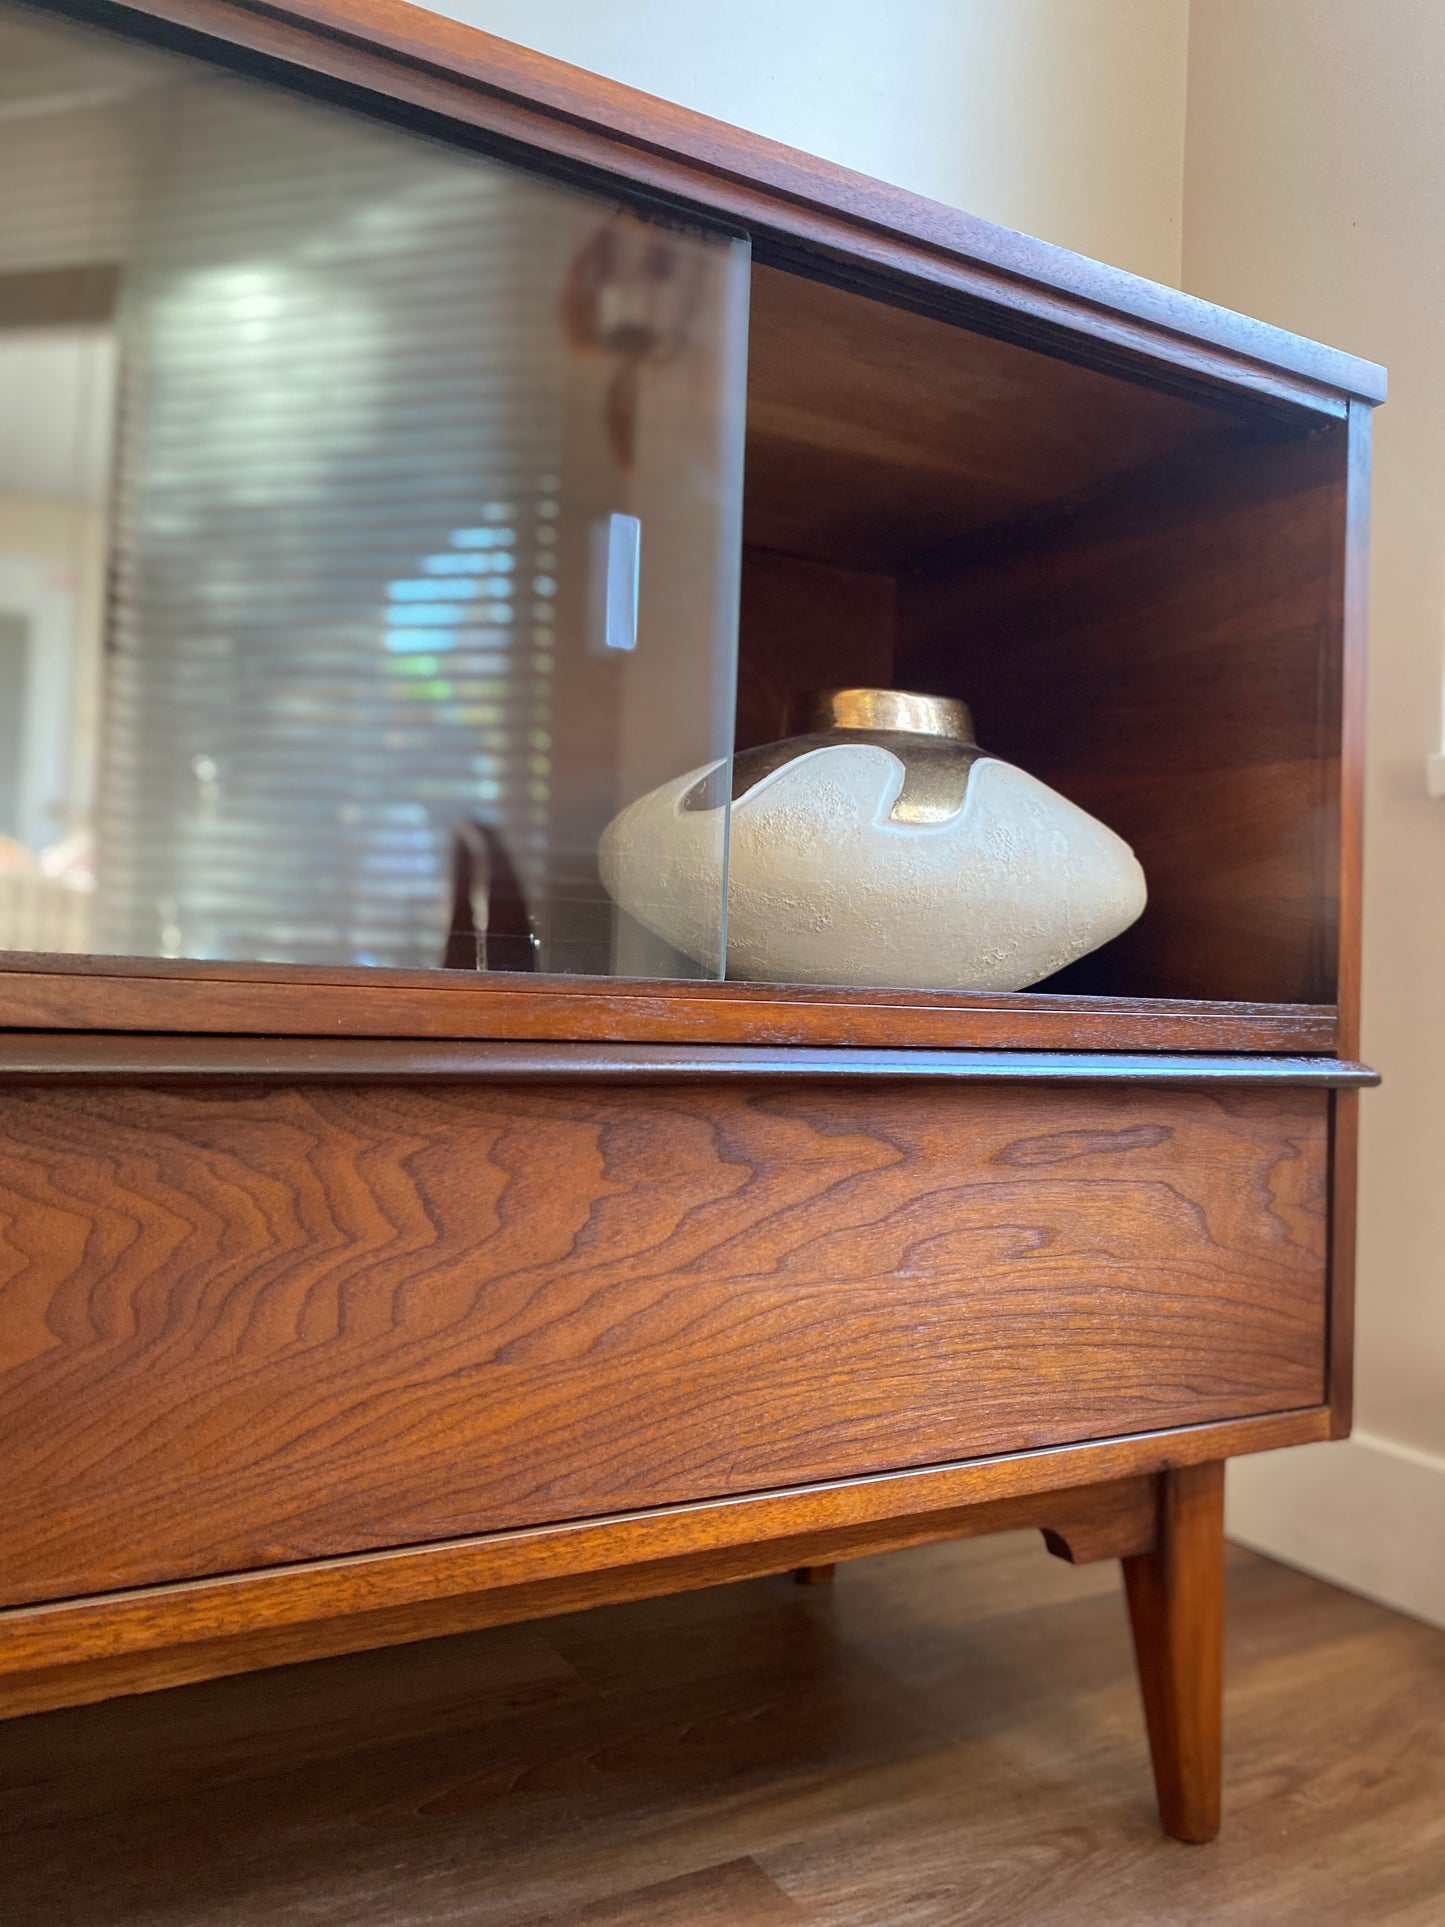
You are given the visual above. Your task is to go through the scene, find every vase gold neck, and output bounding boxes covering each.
[801,688,976,744]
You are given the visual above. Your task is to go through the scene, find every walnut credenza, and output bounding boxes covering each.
[0,0,1381,1848]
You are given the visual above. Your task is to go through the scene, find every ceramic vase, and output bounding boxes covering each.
[598,687,1147,991]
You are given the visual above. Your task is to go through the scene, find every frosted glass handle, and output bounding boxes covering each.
[590,512,641,653]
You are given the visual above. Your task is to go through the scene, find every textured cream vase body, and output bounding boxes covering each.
[599,742,1147,991]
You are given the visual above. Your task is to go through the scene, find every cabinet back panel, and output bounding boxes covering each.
[899,426,1346,1004]
[0,1080,1326,1604]
[736,547,896,750]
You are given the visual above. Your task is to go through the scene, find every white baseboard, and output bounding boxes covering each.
[1226,1431,1445,1630]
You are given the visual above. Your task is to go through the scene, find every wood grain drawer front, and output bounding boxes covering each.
[0,1082,1326,1605]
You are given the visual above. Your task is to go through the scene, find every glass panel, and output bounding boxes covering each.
[0,1,745,977]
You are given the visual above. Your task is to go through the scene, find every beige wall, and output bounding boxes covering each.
[427,0,1190,284]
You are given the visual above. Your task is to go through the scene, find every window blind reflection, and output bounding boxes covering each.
[103,82,584,969]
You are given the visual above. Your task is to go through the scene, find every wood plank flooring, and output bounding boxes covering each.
[2,1533,1442,1925]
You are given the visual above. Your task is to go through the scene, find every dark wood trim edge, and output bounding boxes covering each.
[0,1034,1380,1086]
[1327,1088,1359,1435]
[1325,399,1373,1437]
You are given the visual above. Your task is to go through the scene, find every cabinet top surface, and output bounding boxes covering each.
[83,0,1386,405]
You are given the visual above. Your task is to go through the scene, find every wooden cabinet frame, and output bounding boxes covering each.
[0,0,1381,1848]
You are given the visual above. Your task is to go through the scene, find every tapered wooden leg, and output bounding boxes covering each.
[793,1564,836,1586]
[1122,1461,1225,1844]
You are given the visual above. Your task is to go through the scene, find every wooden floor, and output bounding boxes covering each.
[3,1534,1443,1925]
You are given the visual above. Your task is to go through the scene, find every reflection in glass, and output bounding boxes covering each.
[0,1,745,976]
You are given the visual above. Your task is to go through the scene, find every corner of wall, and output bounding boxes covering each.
[1228,1434,1445,1631]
